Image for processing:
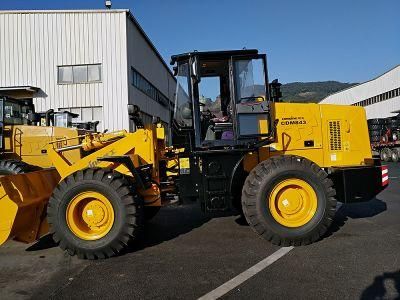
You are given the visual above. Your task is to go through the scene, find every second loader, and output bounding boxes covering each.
[0,49,388,259]
[0,96,99,175]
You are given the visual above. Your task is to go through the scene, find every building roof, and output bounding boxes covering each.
[0,9,129,14]
[320,64,400,102]
[0,9,175,78]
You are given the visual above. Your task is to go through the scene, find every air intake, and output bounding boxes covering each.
[329,121,342,151]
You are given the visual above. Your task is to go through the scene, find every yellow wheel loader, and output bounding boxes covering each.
[0,50,388,259]
[0,96,98,175]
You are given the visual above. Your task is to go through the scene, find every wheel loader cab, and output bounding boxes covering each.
[171,50,272,150]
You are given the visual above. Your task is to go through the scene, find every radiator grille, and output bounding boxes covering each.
[329,121,342,151]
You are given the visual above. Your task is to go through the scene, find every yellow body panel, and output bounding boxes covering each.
[48,129,156,179]
[2,125,81,168]
[244,102,373,172]
[0,169,60,245]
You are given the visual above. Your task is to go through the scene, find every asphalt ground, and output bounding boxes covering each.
[0,163,399,300]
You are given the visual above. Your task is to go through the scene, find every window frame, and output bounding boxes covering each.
[57,63,102,85]
[131,67,171,108]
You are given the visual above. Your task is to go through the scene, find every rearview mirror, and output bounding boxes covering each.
[269,79,282,102]
[190,56,201,83]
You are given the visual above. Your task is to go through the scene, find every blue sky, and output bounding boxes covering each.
[1,0,399,84]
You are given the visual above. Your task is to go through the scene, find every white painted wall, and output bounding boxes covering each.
[320,65,400,119]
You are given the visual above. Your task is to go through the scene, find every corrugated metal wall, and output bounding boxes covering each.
[0,10,129,131]
[320,65,400,119]
[126,16,176,126]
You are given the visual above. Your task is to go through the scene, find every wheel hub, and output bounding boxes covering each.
[82,200,108,227]
[66,191,115,240]
[269,179,318,228]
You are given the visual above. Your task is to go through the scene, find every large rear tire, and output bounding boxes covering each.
[47,168,143,259]
[241,155,337,246]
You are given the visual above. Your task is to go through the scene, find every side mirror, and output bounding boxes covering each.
[190,56,201,83]
[127,104,144,129]
[152,116,161,124]
[27,112,40,123]
[127,104,140,116]
[269,79,283,102]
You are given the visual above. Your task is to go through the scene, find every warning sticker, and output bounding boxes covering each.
[179,157,190,174]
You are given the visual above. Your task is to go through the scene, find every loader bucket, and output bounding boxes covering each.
[0,169,60,246]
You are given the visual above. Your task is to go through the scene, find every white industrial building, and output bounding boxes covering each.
[320,65,400,119]
[0,9,176,131]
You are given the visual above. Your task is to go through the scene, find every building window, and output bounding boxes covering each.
[131,67,170,108]
[352,86,400,107]
[58,64,102,84]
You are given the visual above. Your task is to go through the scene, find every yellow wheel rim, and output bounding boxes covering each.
[268,179,318,228]
[66,191,115,240]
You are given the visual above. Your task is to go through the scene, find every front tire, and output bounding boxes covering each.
[47,168,143,259]
[241,156,337,246]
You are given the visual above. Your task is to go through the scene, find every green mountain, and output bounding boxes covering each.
[280,81,357,103]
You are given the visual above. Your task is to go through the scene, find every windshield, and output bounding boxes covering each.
[234,58,266,104]
[173,62,192,127]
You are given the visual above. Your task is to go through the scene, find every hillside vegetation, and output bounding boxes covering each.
[281,81,357,103]
[201,81,357,113]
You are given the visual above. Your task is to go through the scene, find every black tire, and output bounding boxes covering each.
[0,159,34,175]
[368,119,387,125]
[47,168,143,259]
[380,148,392,162]
[391,149,399,162]
[389,119,400,127]
[241,155,337,246]
[369,130,382,136]
[370,137,381,143]
[368,126,383,132]
[144,206,161,221]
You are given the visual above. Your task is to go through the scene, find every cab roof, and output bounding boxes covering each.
[170,49,259,65]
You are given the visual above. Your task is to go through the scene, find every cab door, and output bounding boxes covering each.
[230,54,271,139]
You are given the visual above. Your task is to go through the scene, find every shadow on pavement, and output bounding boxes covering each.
[26,234,58,251]
[124,203,215,254]
[325,198,387,238]
[360,270,400,300]
[343,198,387,219]
[24,198,386,254]
[24,203,235,255]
